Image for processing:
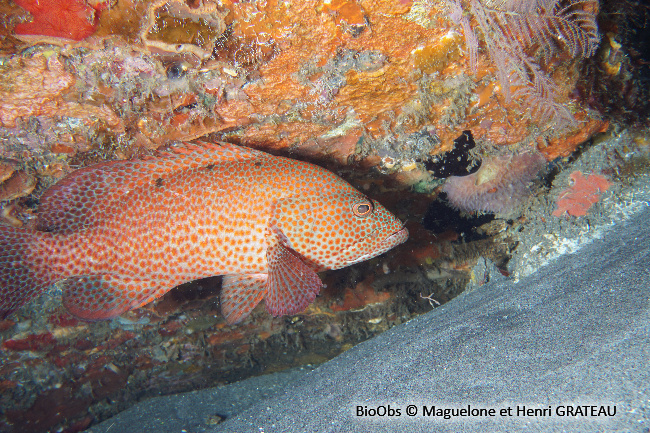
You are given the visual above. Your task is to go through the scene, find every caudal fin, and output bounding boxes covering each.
[0,224,53,318]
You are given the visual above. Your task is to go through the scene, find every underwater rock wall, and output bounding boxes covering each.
[1,0,606,181]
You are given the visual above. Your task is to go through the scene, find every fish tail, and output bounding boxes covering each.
[0,224,55,319]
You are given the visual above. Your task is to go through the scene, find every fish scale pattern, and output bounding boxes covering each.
[0,142,408,323]
[0,227,54,318]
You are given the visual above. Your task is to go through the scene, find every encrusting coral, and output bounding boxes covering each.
[141,0,229,61]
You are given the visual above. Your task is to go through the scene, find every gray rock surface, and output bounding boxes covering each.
[90,205,650,433]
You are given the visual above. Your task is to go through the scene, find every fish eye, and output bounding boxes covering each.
[352,200,373,217]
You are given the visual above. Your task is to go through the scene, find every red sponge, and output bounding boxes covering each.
[14,0,103,41]
[552,171,611,217]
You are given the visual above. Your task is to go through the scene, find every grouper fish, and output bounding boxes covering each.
[0,142,408,323]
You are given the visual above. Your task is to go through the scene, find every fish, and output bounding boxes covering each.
[0,142,408,324]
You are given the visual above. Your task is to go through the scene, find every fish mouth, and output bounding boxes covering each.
[386,226,409,245]
[340,225,409,266]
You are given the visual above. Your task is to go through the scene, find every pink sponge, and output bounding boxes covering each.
[552,171,611,217]
[442,152,546,214]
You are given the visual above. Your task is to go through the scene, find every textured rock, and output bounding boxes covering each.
[2,0,605,181]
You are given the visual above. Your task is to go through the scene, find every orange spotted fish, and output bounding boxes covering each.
[0,143,408,323]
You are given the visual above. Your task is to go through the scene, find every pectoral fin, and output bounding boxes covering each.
[265,236,322,317]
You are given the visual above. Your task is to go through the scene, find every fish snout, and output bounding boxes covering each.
[386,226,409,246]
[335,225,409,268]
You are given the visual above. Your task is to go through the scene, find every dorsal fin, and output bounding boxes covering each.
[37,142,267,233]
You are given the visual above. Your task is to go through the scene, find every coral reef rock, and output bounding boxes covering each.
[2,0,605,186]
